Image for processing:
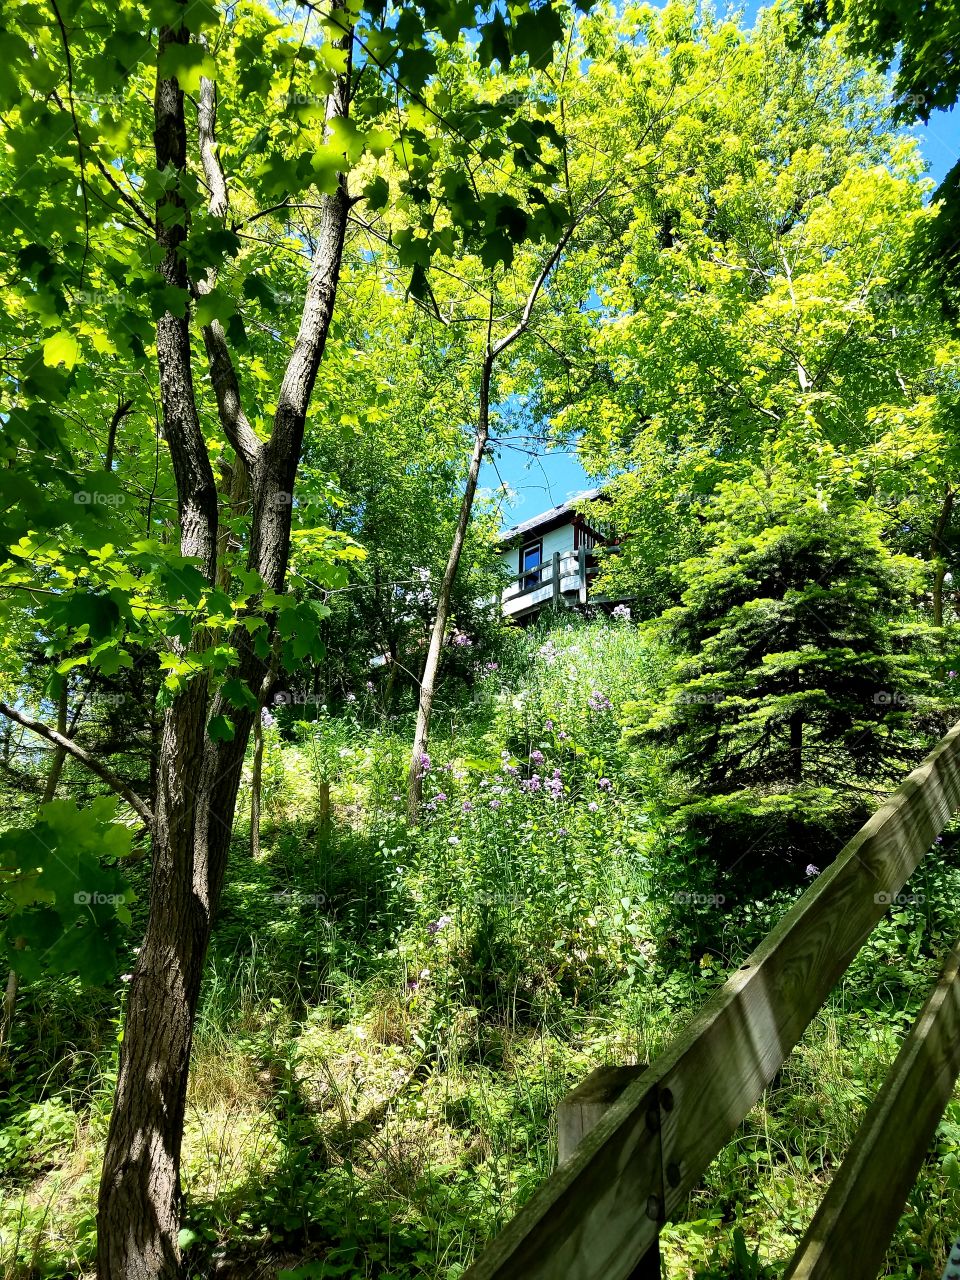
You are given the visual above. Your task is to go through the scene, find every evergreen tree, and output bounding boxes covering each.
[629,456,934,880]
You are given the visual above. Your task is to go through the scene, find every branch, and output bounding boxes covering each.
[491,184,609,360]
[195,72,261,472]
[0,702,155,828]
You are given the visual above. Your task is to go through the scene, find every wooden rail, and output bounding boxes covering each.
[465,721,960,1280]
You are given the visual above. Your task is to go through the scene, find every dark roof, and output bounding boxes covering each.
[498,487,605,545]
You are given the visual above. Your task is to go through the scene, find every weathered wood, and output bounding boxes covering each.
[558,1065,648,1165]
[784,940,960,1280]
[465,721,960,1280]
[578,545,587,604]
[552,551,561,605]
[555,1065,661,1278]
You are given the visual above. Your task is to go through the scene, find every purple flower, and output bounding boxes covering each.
[365,680,375,692]
[485,661,499,672]
[544,719,554,732]
[521,774,542,793]
[597,777,612,791]
[503,764,519,777]
[452,631,472,647]
[427,914,452,936]
[261,707,276,728]
[558,828,569,838]
[805,864,819,878]
[433,792,448,803]
[345,692,357,703]
[588,690,613,712]
[489,798,501,809]
[462,800,474,812]
[612,604,631,622]
[530,749,545,765]
[546,775,563,797]
[417,752,431,779]
[588,801,599,812]
[559,730,569,741]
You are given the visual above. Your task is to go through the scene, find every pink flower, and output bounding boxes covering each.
[588,801,599,812]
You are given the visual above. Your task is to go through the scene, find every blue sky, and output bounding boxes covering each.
[479,8,960,533]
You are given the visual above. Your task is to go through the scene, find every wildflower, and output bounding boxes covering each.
[452,631,472,647]
[558,828,569,838]
[485,661,499,672]
[559,730,569,741]
[588,801,599,812]
[261,707,276,728]
[365,680,375,692]
[120,973,133,983]
[489,798,501,809]
[447,836,460,846]
[417,752,432,779]
[588,690,613,712]
[612,603,632,622]
[530,749,545,765]
[546,775,563,797]
[462,800,474,813]
[597,777,612,791]
[544,719,554,732]
[407,979,419,994]
[433,792,448,803]
[345,692,357,703]
[521,774,542,793]
[805,864,819,878]
[502,764,519,777]
[427,915,452,936]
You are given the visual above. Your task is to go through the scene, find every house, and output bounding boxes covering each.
[497,488,609,622]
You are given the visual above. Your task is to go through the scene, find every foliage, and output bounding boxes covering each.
[626,454,936,886]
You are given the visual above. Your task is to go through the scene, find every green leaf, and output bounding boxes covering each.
[42,331,80,370]
[207,714,236,742]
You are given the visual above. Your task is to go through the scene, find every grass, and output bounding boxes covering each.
[2,616,960,1279]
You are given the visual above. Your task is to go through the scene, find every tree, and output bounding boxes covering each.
[627,451,933,881]
[0,0,589,1274]
[800,0,960,289]
[534,5,959,615]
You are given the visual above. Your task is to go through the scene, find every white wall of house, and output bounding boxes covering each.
[498,520,577,581]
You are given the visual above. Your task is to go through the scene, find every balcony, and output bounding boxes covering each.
[501,548,593,620]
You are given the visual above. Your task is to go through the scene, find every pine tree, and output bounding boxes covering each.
[630,457,934,881]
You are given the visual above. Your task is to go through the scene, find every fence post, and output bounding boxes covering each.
[556,1065,662,1279]
[578,545,587,605]
[552,552,561,606]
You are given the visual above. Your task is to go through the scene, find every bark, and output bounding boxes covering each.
[406,377,491,823]
[95,11,351,1277]
[250,708,263,859]
[40,680,69,804]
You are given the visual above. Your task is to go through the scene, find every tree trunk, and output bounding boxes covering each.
[40,680,69,804]
[95,13,350,1269]
[406,360,491,822]
[931,487,954,632]
[789,711,803,784]
[250,708,263,859]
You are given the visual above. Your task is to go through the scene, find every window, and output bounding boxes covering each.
[520,540,542,590]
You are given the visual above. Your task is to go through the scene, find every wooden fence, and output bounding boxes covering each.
[465,720,960,1280]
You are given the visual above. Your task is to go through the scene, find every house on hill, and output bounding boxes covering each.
[497,488,611,622]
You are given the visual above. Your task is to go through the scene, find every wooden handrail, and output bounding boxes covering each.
[465,721,960,1280]
[784,938,960,1279]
